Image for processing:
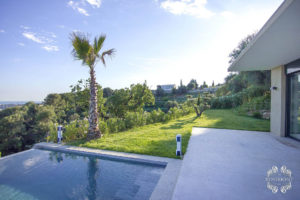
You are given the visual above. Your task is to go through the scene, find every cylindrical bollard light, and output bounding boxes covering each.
[176,134,182,156]
[57,125,63,144]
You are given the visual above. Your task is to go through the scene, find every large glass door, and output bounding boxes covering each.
[288,71,300,140]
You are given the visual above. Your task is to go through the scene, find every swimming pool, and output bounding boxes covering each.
[0,149,165,200]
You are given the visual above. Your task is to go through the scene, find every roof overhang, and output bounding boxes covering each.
[228,0,300,72]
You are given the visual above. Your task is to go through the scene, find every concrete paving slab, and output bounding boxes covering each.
[172,128,300,200]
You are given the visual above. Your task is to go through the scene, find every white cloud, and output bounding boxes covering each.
[42,45,59,52]
[22,29,59,52]
[160,0,215,18]
[68,1,89,16]
[0,29,5,33]
[72,29,81,33]
[86,0,101,8]
[18,43,25,46]
[220,11,235,19]
[20,25,30,30]
[22,32,45,43]
[77,7,89,16]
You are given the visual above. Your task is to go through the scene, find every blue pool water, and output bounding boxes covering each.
[0,149,165,200]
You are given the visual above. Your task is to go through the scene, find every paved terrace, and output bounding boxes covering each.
[172,128,300,200]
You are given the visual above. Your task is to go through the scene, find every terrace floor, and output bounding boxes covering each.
[172,128,300,200]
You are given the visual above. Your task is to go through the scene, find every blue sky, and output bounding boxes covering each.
[0,0,283,101]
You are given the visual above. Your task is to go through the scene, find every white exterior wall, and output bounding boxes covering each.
[271,66,286,137]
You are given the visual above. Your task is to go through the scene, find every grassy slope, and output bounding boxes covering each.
[70,109,270,158]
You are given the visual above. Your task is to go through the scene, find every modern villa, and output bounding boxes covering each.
[229,0,300,140]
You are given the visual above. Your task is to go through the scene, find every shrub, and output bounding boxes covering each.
[124,112,146,129]
[63,120,88,141]
[107,118,126,133]
[211,86,269,109]
[142,111,152,124]
[49,104,195,142]
[165,100,178,111]
[252,112,262,119]
[99,120,108,135]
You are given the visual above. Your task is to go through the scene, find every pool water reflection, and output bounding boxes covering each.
[0,149,164,200]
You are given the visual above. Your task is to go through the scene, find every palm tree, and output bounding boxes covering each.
[71,32,115,139]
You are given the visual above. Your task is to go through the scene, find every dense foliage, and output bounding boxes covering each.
[213,32,271,116]
[47,104,194,143]
[0,102,56,156]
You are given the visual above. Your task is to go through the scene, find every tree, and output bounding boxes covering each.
[106,89,130,118]
[69,79,90,119]
[0,102,56,156]
[156,86,165,97]
[212,81,215,87]
[178,86,187,94]
[229,33,256,64]
[187,79,198,90]
[128,82,155,111]
[193,93,211,117]
[44,93,67,123]
[217,32,271,97]
[71,32,115,139]
[107,82,154,118]
[200,81,208,89]
[103,87,113,98]
[178,80,187,94]
[165,100,178,111]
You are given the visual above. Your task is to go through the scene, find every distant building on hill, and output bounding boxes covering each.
[157,84,176,93]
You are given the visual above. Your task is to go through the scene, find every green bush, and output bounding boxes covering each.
[107,118,126,133]
[165,100,178,111]
[124,112,146,129]
[99,120,108,135]
[50,105,194,141]
[252,112,262,119]
[211,86,269,109]
[64,120,88,141]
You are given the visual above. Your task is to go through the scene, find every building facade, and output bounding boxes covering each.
[229,0,300,140]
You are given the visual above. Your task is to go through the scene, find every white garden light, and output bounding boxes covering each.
[57,125,63,144]
[176,134,182,156]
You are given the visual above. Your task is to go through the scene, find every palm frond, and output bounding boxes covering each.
[94,34,106,55]
[70,32,91,65]
[101,48,115,66]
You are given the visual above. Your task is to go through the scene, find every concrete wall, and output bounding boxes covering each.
[271,66,286,137]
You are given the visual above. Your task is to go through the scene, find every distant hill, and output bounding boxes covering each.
[0,101,42,110]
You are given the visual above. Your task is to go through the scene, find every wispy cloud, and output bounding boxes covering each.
[86,0,101,8]
[42,45,59,52]
[220,11,235,19]
[21,27,59,52]
[20,25,30,30]
[22,32,45,43]
[0,29,5,33]
[68,1,89,16]
[18,43,25,46]
[160,0,215,19]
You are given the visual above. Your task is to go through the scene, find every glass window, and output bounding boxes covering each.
[289,72,300,140]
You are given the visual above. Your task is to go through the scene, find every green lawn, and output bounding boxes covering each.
[70,109,270,158]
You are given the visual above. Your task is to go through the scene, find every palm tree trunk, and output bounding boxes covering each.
[87,67,101,140]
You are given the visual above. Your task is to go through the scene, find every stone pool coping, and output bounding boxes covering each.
[33,142,182,200]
